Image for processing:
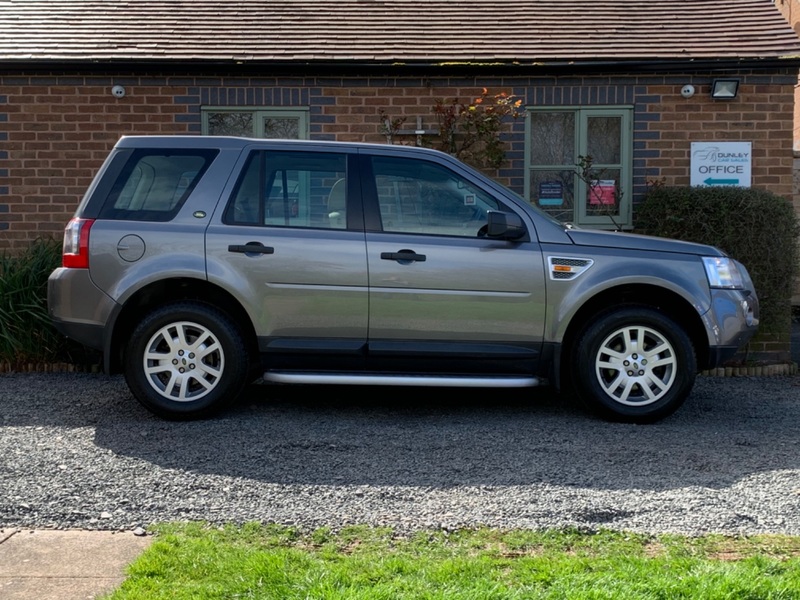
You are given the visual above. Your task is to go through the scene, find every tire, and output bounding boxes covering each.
[124,302,250,419]
[571,306,696,423]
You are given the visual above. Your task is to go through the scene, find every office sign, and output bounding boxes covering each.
[690,142,751,187]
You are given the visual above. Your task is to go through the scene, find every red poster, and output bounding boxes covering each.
[589,180,616,205]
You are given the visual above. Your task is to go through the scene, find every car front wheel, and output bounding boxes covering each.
[572,306,696,423]
[124,302,250,419]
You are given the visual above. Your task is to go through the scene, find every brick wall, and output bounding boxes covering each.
[0,69,796,252]
[0,78,195,248]
[776,0,800,149]
[645,79,795,189]
[775,0,800,306]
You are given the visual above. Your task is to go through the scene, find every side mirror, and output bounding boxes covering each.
[486,210,526,240]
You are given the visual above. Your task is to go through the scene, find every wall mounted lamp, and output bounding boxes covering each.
[710,79,739,100]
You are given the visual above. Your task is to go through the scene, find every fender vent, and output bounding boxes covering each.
[548,256,594,280]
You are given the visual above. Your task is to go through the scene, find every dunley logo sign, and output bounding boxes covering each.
[690,141,751,187]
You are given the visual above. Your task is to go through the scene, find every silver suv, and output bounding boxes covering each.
[48,136,759,422]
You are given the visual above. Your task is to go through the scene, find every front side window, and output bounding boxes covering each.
[370,156,501,237]
[99,150,217,221]
[224,151,348,230]
[202,108,309,139]
[526,107,632,229]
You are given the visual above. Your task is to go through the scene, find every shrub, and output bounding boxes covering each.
[0,237,64,366]
[635,186,800,334]
[380,88,523,171]
[0,237,97,369]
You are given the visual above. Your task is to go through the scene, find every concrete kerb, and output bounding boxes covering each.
[0,528,152,600]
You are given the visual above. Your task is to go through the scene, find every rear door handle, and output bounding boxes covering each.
[228,242,275,255]
[381,250,426,263]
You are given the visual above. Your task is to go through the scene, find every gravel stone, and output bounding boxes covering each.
[1,372,800,535]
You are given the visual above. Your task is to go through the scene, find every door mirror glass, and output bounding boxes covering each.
[486,211,526,240]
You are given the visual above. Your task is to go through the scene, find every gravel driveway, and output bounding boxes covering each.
[1,372,800,536]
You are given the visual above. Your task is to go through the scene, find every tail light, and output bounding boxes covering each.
[62,218,95,268]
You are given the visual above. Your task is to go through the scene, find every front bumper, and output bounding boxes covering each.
[702,287,759,370]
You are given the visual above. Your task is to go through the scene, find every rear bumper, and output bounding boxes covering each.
[47,267,116,351]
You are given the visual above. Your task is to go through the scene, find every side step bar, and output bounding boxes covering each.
[263,371,540,388]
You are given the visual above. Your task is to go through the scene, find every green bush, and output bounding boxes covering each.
[635,186,800,334]
[0,238,74,367]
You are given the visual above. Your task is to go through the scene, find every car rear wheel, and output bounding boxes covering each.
[572,306,696,423]
[124,302,250,419]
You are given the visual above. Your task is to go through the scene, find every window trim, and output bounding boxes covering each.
[524,105,633,229]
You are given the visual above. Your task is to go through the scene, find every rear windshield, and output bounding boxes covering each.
[98,149,218,221]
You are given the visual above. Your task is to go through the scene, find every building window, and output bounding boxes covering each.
[525,106,632,229]
[202,108,309,139]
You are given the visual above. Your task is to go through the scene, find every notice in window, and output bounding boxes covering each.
[589,180,616,205]
[538,181,563,206]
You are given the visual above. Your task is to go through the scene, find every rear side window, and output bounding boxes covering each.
[223,150,348,229]
[98,149,218,221]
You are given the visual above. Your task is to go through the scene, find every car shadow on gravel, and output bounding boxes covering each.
[3,372,800,492]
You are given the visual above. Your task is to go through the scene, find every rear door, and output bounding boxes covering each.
[360,151,547,374]
[205,146,369,368]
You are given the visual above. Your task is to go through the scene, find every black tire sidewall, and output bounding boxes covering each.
[573,307,696,423]
[124,302,249,419]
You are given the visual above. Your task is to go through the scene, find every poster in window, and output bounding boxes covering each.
[589,180,616,205]
[538,181,563,206]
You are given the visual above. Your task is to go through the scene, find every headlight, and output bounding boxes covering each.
[702,256,745,289]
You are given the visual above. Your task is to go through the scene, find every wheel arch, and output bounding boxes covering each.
[105,277,258,374]
[557,284,709,389]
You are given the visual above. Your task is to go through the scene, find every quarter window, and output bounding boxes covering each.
[525,107,632,229]
[98,150,218,221]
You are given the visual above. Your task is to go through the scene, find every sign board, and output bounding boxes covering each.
[538,181,563,206]
[690,142,751,187]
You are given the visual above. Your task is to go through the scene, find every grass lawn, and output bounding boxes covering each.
[105,523,800,599]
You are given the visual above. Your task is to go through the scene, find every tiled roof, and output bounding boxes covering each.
[1,0,799,65]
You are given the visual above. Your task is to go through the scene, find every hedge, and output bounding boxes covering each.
[635,186,799,334]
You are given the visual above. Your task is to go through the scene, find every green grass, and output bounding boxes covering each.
[107,523,800,599]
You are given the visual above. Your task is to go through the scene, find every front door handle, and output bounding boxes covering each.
[228,242,275,255]
[381,249,426,263]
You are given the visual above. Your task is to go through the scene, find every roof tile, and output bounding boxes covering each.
[1,0,799,64]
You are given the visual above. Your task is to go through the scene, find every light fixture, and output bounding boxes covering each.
[710,79,739,100]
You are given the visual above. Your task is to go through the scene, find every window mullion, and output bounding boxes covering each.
[576,110,590,224]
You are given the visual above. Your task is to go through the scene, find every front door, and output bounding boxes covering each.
[361,154,547,374]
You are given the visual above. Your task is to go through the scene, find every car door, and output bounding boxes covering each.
[205,147,369,368]
[360,152,547,375]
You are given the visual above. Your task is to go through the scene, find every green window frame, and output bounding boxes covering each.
[524,106,633,229]
[201,107,310,139]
